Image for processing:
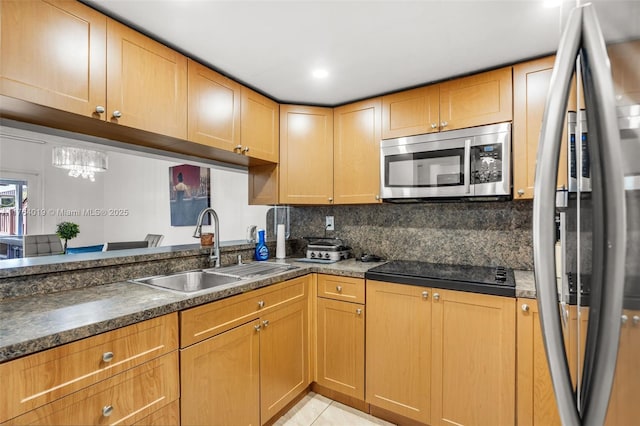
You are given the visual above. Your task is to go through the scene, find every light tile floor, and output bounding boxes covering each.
[274,392,396,426]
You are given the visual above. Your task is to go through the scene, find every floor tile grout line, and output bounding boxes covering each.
[309,397,333,426]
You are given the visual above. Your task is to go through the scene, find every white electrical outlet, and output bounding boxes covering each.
[325,216,335,231]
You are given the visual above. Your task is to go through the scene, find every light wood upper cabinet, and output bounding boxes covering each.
[334,98,382,204]
[382,86,440,139]
[106,19,187,139]
[439,66,513,131]
[279,105,334,204]
[181,320,260,426]
[517,298,562,426]
[241,87,280,162]
[188,59,241,151]
[0,0,107,118]
[513,56,568,199]
[431,289,515,426]
[366,280,431,424]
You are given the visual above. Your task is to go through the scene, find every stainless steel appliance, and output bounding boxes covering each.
[305,240,351,261]
[534,3,639,425]
[379,122,511,201]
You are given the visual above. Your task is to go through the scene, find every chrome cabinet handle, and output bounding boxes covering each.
[95,106,105,114]
[356,308,362,315]
[440,121,448,128]
[434,293,440,301]
[422,291,429,299]
[112,110,122,119]
[522,304,530,312]
[262,320,269,327]
[102,405,114,417]
[336,285,342,293]
[328,197,333,202]
[431,123,438,129]
[243,146,250,153]
[235,144,242,151]
[621,314,628,324]
[257,300,265,308]
[375,195,380,200]
[102,351,114,362]
[254,324,261,332]
[517,189,525,196]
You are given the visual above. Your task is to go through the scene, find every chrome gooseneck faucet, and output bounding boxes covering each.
[193,207,220,267]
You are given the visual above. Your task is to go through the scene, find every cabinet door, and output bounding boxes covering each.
[279,105,334,204]
[241,87,280,162]
[316,297,365,399]
[180,321,260,426]
[517,299,562,426]
[188,59,241,151]
[0,0,106,118]
[431,289,515,426]
[365,280,431,424]
[439,67,513,131]
[106,19,187,139]
[381,85,440,138]
[334,98,382,204]
[513,56,568,200]
[260,298,309,424]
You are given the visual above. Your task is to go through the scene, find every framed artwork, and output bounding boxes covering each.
[169,165,210,226]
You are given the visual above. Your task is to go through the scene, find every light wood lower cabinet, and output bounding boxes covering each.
[260,298,309,423]
[0,313,178,423]
[179,275,311,426]
[181,321,260,426]
[431,289,515,426]
[316,275,365,400]
[4,352,179,426]
[366,280,432,424]
[517,298,562,426]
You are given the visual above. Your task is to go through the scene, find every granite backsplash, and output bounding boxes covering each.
[288,200,534,270]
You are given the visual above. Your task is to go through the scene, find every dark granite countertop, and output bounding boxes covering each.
[0,257,534,363]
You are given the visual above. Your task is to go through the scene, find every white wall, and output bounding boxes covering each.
[0,126,270,248]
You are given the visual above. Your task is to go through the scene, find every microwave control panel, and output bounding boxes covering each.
[471,144,503,184]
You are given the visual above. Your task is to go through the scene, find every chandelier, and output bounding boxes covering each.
[52,146,108,182]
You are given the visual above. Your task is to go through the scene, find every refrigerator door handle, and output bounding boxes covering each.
[578,5,626,426]
[533,5,583,426]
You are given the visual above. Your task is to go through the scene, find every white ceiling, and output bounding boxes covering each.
[83,0,639,106]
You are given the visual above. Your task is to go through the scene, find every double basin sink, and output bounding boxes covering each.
[130,262,298,293]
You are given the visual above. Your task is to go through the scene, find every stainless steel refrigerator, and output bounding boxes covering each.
[534,2,639,425]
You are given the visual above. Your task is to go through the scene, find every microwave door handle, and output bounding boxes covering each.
[464,139,471,194]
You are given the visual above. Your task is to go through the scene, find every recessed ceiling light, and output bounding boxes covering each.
[312,69,329,79]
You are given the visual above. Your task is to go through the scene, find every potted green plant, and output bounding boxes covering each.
[56,221,80,253]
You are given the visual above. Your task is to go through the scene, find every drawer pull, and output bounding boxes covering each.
[254,325,261,332]
[336,286,343,293]
[102,405,114,417]
[422,291,429,299]
[262,320,269,327]
[356,308,362,316]
[257,300,265,309]
[434,293,440,301]
[522,304,530,312]
[102,351,114,362]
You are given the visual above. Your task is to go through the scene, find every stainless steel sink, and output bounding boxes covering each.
[131,270,242,292]
[130,263,296,293]
[205,262,297,278]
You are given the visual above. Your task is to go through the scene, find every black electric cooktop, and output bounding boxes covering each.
[365,260,516,297]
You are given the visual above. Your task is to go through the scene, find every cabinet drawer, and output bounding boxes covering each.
[317,275,365,304]
[3,351,179,425]
[0,313,178,423]
[181,275,309,347]
[133,399,179,426]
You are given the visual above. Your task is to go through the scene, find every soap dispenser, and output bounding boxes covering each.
[255,229,269,261]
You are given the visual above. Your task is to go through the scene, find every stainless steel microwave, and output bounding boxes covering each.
[380,122,511,201]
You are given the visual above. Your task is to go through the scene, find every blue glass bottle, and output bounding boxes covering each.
[255,229,269,261]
